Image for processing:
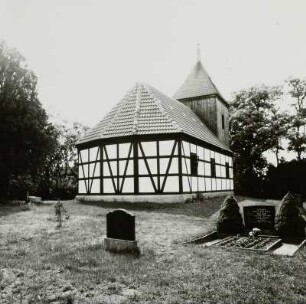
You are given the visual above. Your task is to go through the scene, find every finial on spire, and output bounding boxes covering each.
[197,43,201,62]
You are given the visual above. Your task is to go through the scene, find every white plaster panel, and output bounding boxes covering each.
[119,160,134,176]
[78,165,84,179]
[182,141,190,157]
[119,143,132,159]
[163,176,179,193]
[198,147,204,160]
[78,180,87,194]
[220,154,226,165]
[147,158,158,174]
[190,144,197,154]
[140,141,157,157]
[126,160,134,175]
[204,148,210,161]
[90,179,100,193]
[168,158,178,174]
[103,178,115,193]
[160,158,170,175]
[80,149,89,163]
[191,177,198,192]
[216,165,221,177]
[119,160,127,176]
[215,152,221,164]
[103,162,110,177]
[105,144,117,159]
[220,166,226,178]
[198,177,205,191]
[109,161,117,176]
[159,140,176,156]
[183,176,191,192]
[89,163,97,177]
[139,159,148,175]
[82,164,89,178]
[182,157,190,175]
[139,177,155,193]
[89,147,100,162]
[222,179,227,190]
[216,179,222,191]
[211,178,216,191]
[198,161,204,176]
[205,178,212,191]
[121,178,134,193]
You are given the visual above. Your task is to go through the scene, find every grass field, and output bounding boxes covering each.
[1,197,306,304]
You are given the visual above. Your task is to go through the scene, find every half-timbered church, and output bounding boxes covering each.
[76,51,234,202]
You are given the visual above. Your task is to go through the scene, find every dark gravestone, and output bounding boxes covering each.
[106,209,135,241]
[104,209,139,254]
[244,205,275,231]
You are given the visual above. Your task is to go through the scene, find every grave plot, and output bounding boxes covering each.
[213,235,282,252]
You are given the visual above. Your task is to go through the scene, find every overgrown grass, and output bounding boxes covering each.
[0,198,306,303]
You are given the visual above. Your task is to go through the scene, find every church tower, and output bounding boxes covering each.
[174,46,229,147]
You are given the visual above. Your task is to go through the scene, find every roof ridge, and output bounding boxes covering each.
[100,84,137,138]
[132,83,141,134]
[143,83,182,132]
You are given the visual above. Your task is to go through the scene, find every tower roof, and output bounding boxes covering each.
[77,82,230,152]
[173,60,227,104]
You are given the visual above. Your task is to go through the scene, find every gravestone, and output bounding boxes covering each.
[104,209,139,254]
[107,209,135,241]
[244,205,275,231]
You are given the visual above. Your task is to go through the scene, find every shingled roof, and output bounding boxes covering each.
[173,60,226,103]
[77,82,230,152]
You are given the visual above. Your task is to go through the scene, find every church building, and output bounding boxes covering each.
[76,51,234,202]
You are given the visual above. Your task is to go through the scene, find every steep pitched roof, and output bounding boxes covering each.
[77,82,230,152]
[173,60,226,103]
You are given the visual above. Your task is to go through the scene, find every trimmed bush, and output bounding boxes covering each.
[217,195,244,234]
[275,192,306,238]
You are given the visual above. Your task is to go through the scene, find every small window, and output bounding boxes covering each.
[190,153,198,176]
[225,162,230,178]
[222,114,225,130]
[211,158,216,177]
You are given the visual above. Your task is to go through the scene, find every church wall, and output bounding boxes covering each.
[181,140,234,193]
[77,137,234,196]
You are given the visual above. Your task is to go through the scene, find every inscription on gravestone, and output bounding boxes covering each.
[106,209,135,241]
[244,205,275,231]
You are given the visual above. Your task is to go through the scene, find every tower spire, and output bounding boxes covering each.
[197,43,201,62]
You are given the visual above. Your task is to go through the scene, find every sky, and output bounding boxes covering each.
[0,0,306,128]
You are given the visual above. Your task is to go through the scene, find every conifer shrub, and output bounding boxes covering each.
[275,192,306,238]
[217,195,244,234]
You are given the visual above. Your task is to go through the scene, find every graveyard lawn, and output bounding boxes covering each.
[1,199,306,304]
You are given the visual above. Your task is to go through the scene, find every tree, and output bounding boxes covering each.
[37,121,88,199]
[230,85,283,195]
[269,107,290,166]
[0,41,56,200]
[285,78,306,161]
[217,195,244,234]
[275,192,305,238]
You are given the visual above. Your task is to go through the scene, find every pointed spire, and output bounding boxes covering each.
[197,43,201,62]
